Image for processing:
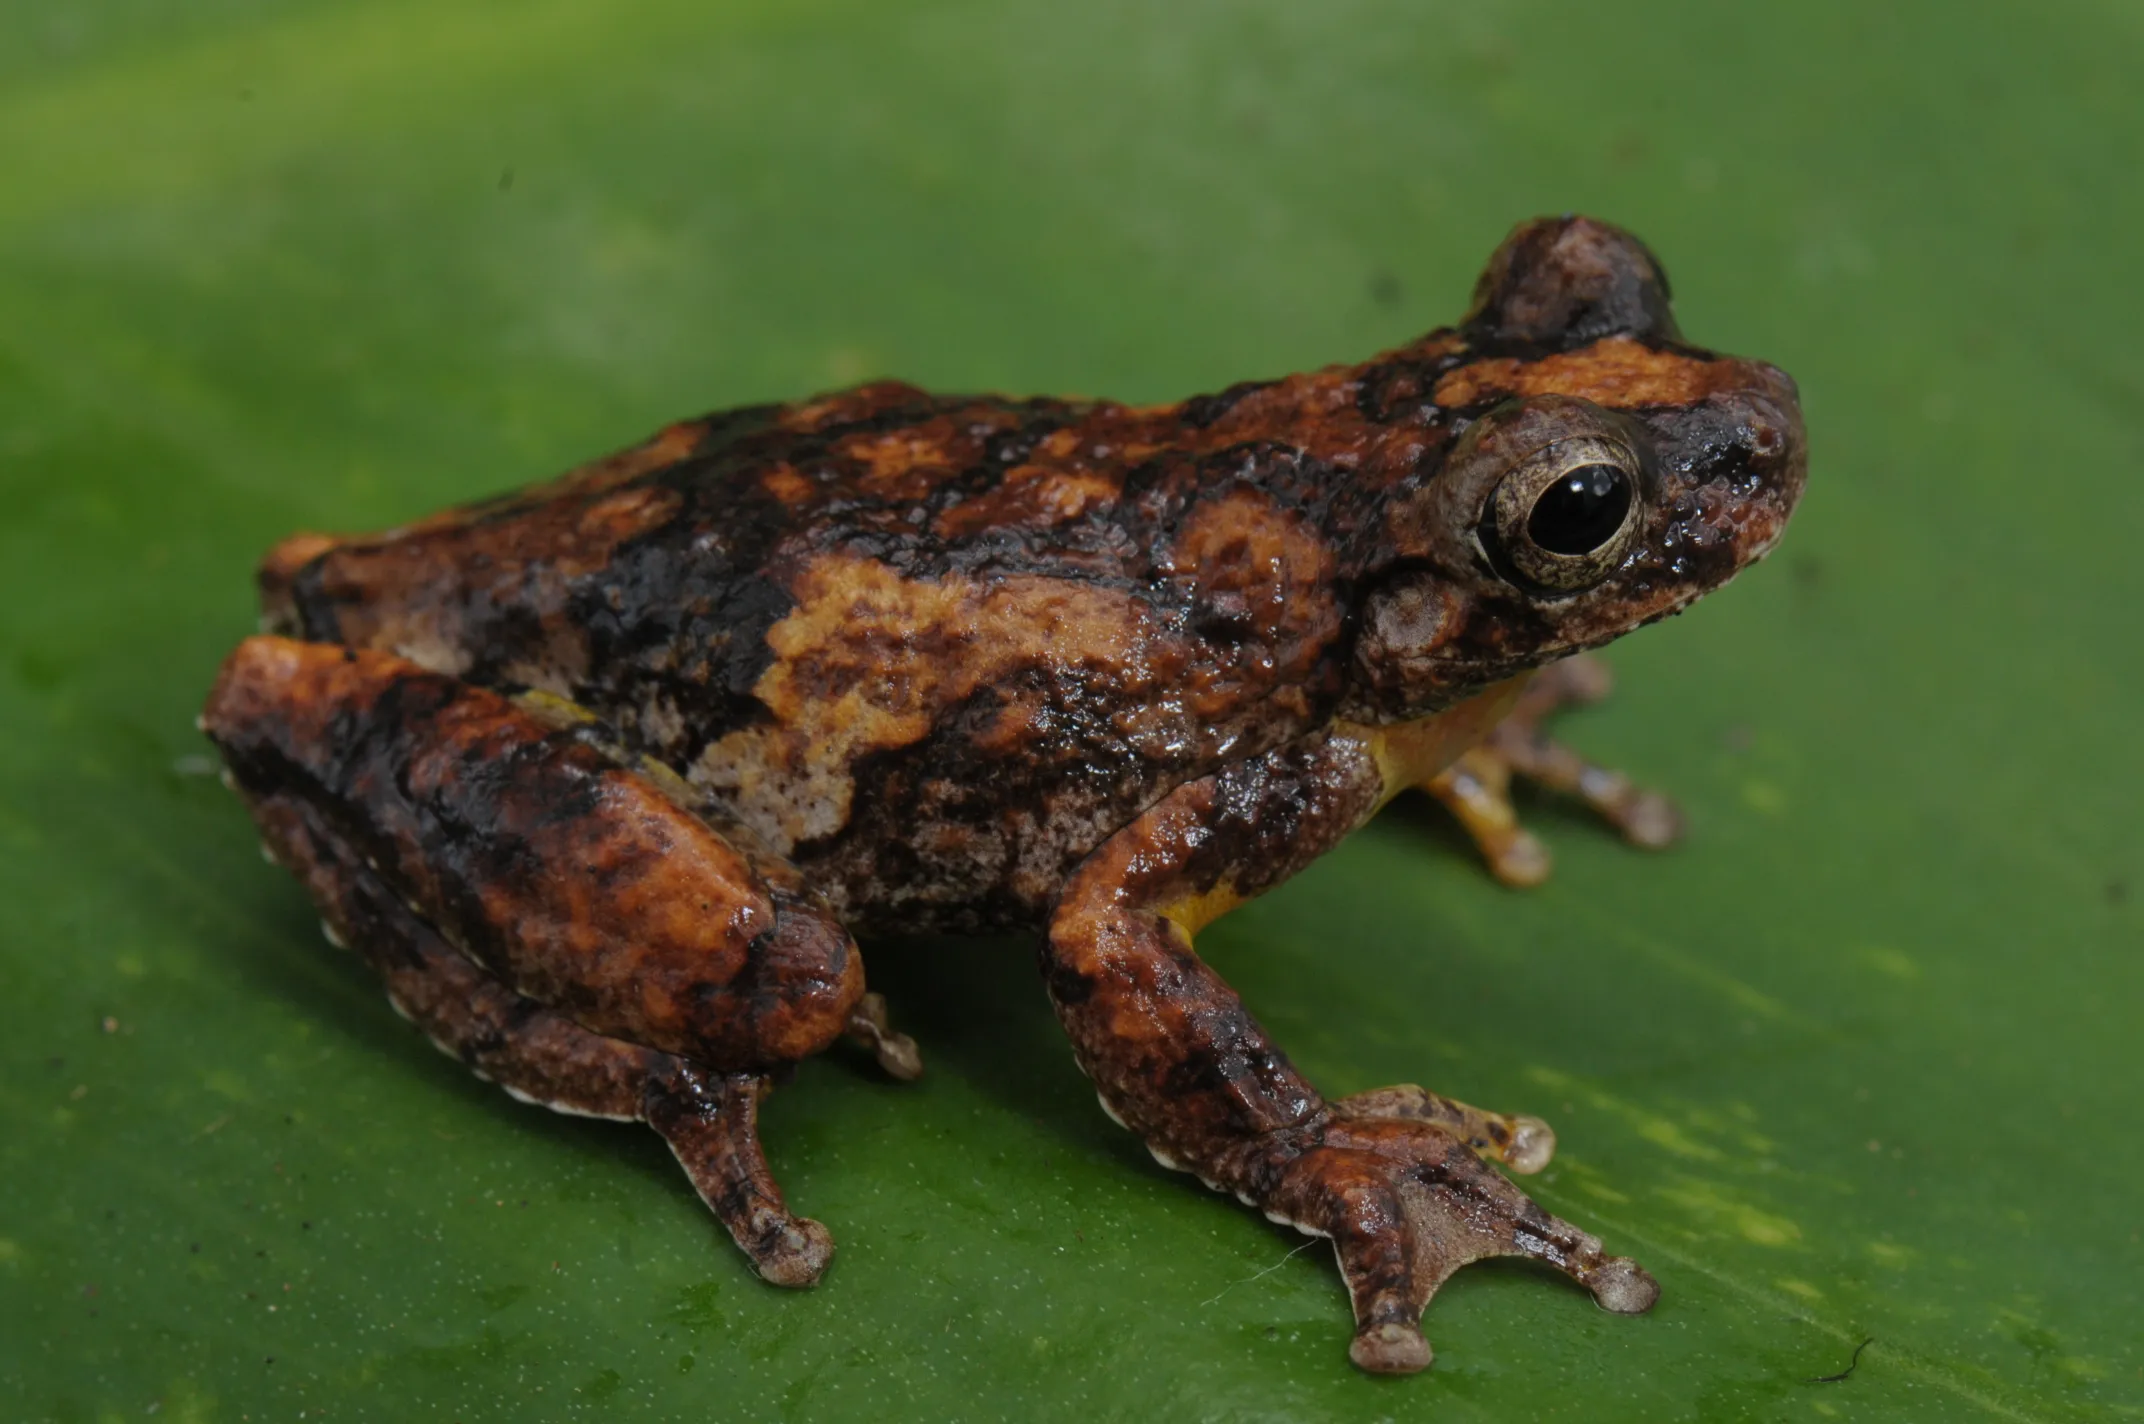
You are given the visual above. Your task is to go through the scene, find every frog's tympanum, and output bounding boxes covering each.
[202,217,1803,1373]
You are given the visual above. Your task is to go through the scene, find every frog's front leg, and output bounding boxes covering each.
[1424,654,1683,886]
[202,636,869,1286]
[1044,731,1656,1374]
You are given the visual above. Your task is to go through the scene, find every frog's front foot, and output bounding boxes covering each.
[1424,653,1684,887]
[1261,1108,1658,1374]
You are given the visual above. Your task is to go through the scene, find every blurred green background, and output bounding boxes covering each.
[3,1,2139,1419]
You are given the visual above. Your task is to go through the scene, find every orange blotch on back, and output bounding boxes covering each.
[1433,336,1748,410]
[696,556,1163,848]
[932,463,1122,537]
[1163,487,1341,669]
[760,463,815,506]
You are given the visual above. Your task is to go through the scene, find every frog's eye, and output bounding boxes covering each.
[1482,436,1644,592]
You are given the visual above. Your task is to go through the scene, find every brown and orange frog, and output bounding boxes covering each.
[201,216,1804,1373]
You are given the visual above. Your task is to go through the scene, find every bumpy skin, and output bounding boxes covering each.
[201,216,1805,1373]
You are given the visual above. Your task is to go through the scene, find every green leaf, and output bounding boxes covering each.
[3,0,2139,1418]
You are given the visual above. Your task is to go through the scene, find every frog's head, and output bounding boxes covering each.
[1348,216,1807,719]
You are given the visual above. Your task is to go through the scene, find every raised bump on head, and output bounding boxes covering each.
[1464,215,1679,347]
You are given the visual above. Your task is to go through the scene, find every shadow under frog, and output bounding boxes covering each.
[199,215,1805,1374]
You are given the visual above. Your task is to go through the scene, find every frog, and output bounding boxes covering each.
[199,215,1804,1374]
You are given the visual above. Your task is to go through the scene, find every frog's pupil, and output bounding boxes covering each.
[1527,464,1631,555]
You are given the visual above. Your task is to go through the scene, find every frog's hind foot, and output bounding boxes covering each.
[232,776,837,1290]
[1267,1108,1658,1375]
[842,991,924,1081]
[1423,653,1683,886]
[643,1063,834,1287]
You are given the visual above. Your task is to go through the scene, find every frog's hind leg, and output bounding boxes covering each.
[641,1064,834,1286]
[245,783,836,1286]
[205,635,860,1287]
[1422,653,1683,886]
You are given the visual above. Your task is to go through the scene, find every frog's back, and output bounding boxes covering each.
[259,375,1392,927]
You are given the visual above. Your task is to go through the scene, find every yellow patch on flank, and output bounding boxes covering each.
[1162,882,1245,941]
[1341,675,1531,808]
[1775,1277,1824,1302]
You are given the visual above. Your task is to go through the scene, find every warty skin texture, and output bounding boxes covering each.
[203,215,1806,1373]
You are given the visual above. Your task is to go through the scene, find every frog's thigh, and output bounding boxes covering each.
[237,773,836,1286]
[203,636,864,1069]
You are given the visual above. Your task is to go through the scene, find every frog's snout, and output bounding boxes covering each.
[1689,362,1809,574]
[1726,361,1809,563]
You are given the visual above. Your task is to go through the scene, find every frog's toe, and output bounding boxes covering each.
[749,1215,836,1289]
[1265,1114,1654,1374]
[1332,1084,1557,1174]
[1504,1115,1558,1175]
[1422,748,1555,888]
[1467,656,1689,861]
[1482,827,1554,888]
[1607,784,1684,850]
[1586,1253,1662,1314]
[644,1063,838,1288]
[843,990,924,1081]
[1350,1320,1433,1374]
